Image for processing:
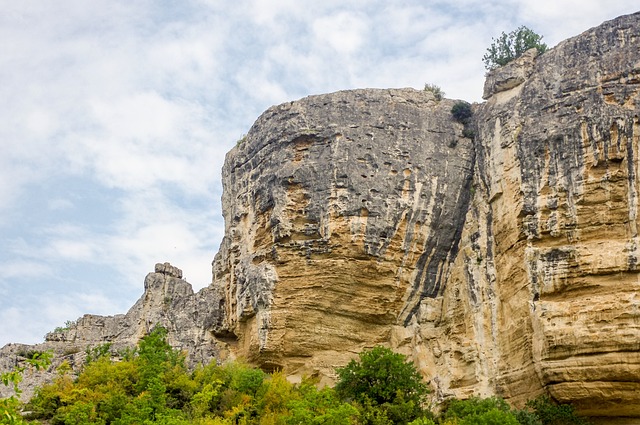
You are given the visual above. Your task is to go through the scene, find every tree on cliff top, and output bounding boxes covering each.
[483,26,548,70]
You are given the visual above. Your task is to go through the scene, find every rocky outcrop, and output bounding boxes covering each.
[0,263,225,400]
[212,11,640,422]
[2,10,640,423]
[213,88,474,380]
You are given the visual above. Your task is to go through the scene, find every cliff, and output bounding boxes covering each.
[2,10,640,423]
[473,11,640,418]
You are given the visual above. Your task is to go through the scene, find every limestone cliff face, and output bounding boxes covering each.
[213,88,475,380]
[472,11,640,418]
[213,11,640,421]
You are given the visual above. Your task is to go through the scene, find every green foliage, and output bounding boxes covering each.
[335,346,429,424]
[285,379,359,424]
[1,350,52,424]
[443,397,519,425]
[25,328,358,425]
[53,320,77,334]
[15,333,590,425]
[235,134,247,147]
[483,26,548,70]
[85,343,112,364]
[523,395,591,425]
[424,83,445,101]
[451,101,475,139]
[438,395,591,425]
[451,102,472,123]
[514,408,543,425]
[408,417,436,425]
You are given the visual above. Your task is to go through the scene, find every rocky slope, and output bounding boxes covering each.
[0,263,225,400]
[2,10,640,423]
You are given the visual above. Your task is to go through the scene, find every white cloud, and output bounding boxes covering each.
[312,11,369,55]
[0,261,52,281]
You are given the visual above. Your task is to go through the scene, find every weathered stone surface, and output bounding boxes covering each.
[213,88,475,380]
[482,48,538,99]
[472,10,640,420]
[212,11,640,421]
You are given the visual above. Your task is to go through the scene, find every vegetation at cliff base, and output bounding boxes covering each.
[483,26,548,70]
[2,330,590,424]
[1,350,52,424]
[335,345,430,424]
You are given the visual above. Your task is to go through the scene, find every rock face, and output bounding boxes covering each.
[213,11,640,421]
[2,10,640,423]
[213,89,474,380]
[472,11,640,419]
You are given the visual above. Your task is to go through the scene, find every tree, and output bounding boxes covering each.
[335,346,430,424]
[483,26,548,70]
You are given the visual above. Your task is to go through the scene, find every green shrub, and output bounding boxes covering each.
[52,319,77,334]
[285,380,359,424]
[424,83,445,101]
[443,397,519,425]
[85,343,112,364]
[483,26,547,70]
[523,395,591,425]
[451,102,472,123]
[451,101,475,139]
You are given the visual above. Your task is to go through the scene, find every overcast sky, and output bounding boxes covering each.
[1,1,638,347]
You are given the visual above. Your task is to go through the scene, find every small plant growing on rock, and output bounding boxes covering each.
[451,101,475,139]
[451,101,472,122]
[236,134,247,147]
[423,83,445,101]
[52,319,76,334]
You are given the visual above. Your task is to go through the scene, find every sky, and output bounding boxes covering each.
[1,1,638,347]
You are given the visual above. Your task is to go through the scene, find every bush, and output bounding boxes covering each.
[451,102,472,123]
[523,395,591,425]
[285,380,359,424]
[335,346,430,424]
[442,397,520,425]
[483,26,548,70]
[424,83,445,101]
[451,101,475,139]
